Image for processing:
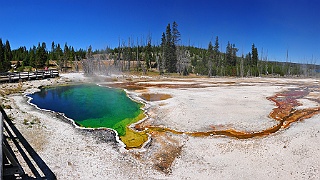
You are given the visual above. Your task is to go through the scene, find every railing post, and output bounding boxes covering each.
[0,111,3,177]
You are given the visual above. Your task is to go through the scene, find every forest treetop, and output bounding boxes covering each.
[0,22,318,77]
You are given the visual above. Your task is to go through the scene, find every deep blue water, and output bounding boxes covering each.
[28,84,142,134]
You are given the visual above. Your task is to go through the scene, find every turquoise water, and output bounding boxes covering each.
[28,84,142,136]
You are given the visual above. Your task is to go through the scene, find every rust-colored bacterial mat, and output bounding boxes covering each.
[128,86,320,149]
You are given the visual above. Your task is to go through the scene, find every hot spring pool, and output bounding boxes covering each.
[27,84,143,136]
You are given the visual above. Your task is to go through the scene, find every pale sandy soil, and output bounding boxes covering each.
[1,73,320,179]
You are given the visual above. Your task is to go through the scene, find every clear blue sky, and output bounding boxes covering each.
[1,0,319,64]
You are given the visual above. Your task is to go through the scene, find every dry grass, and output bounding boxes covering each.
[0,82,23,96]
[1,104,12,109]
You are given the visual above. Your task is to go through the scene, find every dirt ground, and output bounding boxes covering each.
[1,73,320,179]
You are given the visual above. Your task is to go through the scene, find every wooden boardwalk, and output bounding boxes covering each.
[0,69,59,83]
[1,106,57,179]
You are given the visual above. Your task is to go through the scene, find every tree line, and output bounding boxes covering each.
[1,22,319,77]
[0,39,12,72]
[102,21,318,77]
[0,39,86,72]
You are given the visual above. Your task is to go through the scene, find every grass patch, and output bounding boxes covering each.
[23,117,40,126]
[23,119,28,125]
[0,83,23,96]
[1,104,12,109]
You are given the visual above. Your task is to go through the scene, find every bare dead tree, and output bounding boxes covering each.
[136,37,140,72]
[176,45,182,75]
[240,54,244,77]
[82,45,94,75]
[156,55,160,71]
[124,39,131,72]
[74,55,79,72]
[114,38,121,70]
[160,42,165,75]
[265,50,269,75]
[131,37,135,71]
[286,49,291,76]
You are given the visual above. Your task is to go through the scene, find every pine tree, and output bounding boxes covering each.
[35,43,41,68]
[207,41,213,77]
[164,22,178,73]
[251,43,258,67]
[41,42,48,67]
[64,43,69,60]
[251,43,258,76]
[173,21,184,74]
[145,40,152,70]
[4,40,12,71]
[12,46,29,68]
[213,36,220,76]
[29,46,36,68]
[172,21,181,45]
[0,39,4,72]
[35,42,47,68]
[160,32,166,74]
[22,46,29,67]
[244,52,251,76]
[231,44,238,66]
[165,23,172,71]
[226,42,238,67]
[56,44,63,60]
[226,41,232,66]
[50,41,56,60]
[69,46,75,61]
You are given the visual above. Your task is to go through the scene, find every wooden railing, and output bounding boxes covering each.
[0,106,56,179]
[0,69,59,83]
[0,111,3,177]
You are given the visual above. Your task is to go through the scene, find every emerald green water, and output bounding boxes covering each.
[28,84,142,136]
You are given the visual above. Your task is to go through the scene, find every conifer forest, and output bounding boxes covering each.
[1,22,319,77]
